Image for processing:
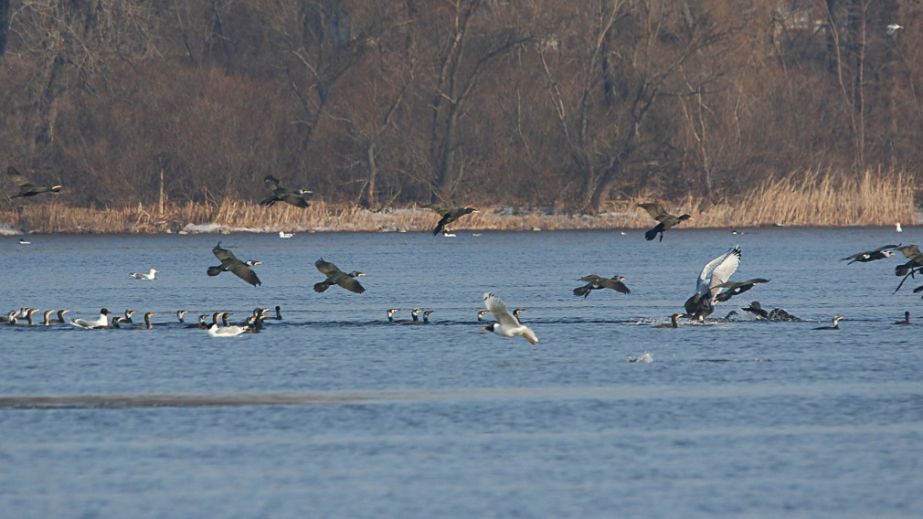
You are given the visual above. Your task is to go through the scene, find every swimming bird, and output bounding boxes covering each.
[279,231,294,239]
[176,310,187,323]
[129,268,158,280]
[422,310,434,323]
[433,207,478,236]
[713,278,770,302]
[477,309,488,322]
[767,307,801,321]
[71,308,111,329]
[51,309,69,324]
[480,292,539,345]
[207,242,261,287]
[187,314,209,329]
[512,307,525,324]
[741,301,769,319]
[841,245,899,264]
[20,307,38,326]
[313,258,365,293]
[207,322,250,337]
[813,315,843,330]
[399,307,424,324]
[122,309,135,324]
[638,202,690,242]
[573,274,630,298]
[653,313,683,328]
[140,312,154,329]
[18,238,30,245]
[895,311,910,325]
[4,310,16,325]
[387,308,401,322]
[5,166,63,198]
[110,316,127,329]
[684,246,741,320]
[42,309,54,326]
[260,175,312,208]
[264,306,283,320]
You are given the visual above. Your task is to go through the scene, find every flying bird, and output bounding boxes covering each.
[638,202,690,242]
[433,207,478,236]
[886,23,903,35]
[313,258,366,293]
[5,166,63,199]
[207,242,262,287]
[573,274,630,298]
[893,244,923,293]
[480,292,539,345]
[684,246,741,320]
[841,245,899,264]
[260,175,312,208]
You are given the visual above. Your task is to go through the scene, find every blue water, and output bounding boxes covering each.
[1,228,921,518]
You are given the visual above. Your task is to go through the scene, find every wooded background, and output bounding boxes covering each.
[0,0,919,212]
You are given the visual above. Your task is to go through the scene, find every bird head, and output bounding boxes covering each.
[466,208,478,214]
[477,310,488,321]
[349,271,366,278]
[50,185,63,193]
[125,309,135,318]
[100,308,111,316]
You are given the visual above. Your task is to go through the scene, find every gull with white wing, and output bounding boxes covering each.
[480,292,539,345]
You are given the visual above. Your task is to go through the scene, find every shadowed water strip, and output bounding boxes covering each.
[2,381,921,410]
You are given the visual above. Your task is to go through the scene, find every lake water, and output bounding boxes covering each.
[1,228,921,518]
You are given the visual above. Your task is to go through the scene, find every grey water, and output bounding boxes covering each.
[1,228,921,518]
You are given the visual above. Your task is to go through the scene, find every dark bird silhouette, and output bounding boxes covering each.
[573,274,630,298]
[207,242,262,287]
[638,202,690,242]
[5,166,62,198]
[259,175,312,208]
[841,244,899,264]
[895,311,910,325]
[741,301,769,319]
[433,207,478,236]
[893,244,923,293]
[313,258,365,293]
[813,315,843,330]
[713,278,770,302]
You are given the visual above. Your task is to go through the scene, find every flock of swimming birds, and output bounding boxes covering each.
[4,167,922,343]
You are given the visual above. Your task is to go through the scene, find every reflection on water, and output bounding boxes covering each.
[1,229,922,517]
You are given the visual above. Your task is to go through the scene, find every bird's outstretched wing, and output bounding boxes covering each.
[337,277,365,294]
[696,246,741,295]
[604,279,631,294]
[483,292,519,328]
[315,258,340,275]
[229,262,261,287]
[579,274,603,283]
[5,166,35,191]
[638,202,668,222]
[212,242,239,264]
[264,175,280,192]
[896,244,921,258]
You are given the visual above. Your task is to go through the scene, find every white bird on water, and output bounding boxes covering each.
[480,292,539,345]
[279,231,294,239]
[129,268,158,280]
[18,238,30,245]
[895,222,903,233]
[207,322,250,337]
[70,308,111,329]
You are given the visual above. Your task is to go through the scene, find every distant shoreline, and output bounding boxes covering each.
[1,170,918,235]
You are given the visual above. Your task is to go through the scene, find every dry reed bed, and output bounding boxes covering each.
[1,170,917,234]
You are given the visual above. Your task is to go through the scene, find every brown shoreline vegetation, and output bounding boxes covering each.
[2,170,917,234]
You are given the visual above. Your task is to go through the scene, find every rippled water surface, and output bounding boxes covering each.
[1,228,921,518]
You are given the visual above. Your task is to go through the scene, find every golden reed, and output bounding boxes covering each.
[1,169,917,234]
